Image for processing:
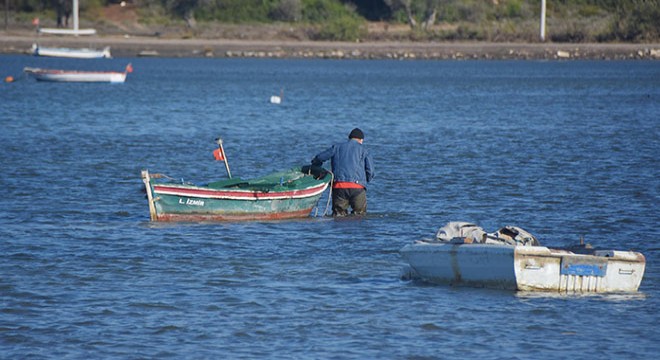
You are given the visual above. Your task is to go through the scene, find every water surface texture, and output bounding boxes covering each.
[1,56,659,358]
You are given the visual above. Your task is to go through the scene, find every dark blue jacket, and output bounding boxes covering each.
[313,139,374,187]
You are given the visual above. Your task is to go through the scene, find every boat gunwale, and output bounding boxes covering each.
[24,67,126,76]
[153,184,329,201]
[149,167,332,201]
[402,241,645,263]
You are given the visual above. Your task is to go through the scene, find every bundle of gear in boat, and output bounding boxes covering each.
[435,221,540,246]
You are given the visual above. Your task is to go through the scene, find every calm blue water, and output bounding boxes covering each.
[1,55,659,359]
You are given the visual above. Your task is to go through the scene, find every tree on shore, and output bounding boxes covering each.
[161,0,210,28]
[383,0,440,30]
[6,0,659,42]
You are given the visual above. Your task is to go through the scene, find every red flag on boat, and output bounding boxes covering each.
[125,64,133,73]
[213,147,225,161]
[214,138,232,178]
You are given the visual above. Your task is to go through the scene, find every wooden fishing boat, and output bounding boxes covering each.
[400,222,646,293]
[32,43,112,59]
[141,166,332,222]
[23,64,132,83]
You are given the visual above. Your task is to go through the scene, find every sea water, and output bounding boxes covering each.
[1,56,658,359]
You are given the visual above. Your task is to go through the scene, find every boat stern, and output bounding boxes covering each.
[141,169,158,221]
[514,247,646,293]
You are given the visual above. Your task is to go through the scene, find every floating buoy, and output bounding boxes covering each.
[5,76,14,83]
[270,88,284,104]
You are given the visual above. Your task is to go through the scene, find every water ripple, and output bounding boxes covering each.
[0,57,658,359]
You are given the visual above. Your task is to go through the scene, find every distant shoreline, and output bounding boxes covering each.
[2,31,659,60]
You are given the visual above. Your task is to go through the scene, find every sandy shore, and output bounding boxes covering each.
[2,30,659,60]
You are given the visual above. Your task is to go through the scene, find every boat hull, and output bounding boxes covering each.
[32,44,112,59]
[400,242,645,293]
[38,28,96,36]
[141,169,331,222]
[24,67,126,83]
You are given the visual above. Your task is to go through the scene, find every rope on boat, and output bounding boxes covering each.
[322,171,334,217]
[311,170,333,218]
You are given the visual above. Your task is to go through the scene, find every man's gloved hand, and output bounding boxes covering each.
[311,158,322,166]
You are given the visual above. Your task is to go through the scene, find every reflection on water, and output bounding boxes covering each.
[515,291,649,301]
[1,56,658,358]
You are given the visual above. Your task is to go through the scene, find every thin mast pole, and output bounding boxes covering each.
[216,138,232,179]
[540,0,546,42]
[73,0,79,33]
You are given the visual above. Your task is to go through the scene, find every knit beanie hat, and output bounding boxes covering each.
[348,128,364,140]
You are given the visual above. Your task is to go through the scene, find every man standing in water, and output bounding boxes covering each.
[312,128,374,216]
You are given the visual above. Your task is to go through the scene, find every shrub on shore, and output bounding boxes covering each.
[5,0,659,42]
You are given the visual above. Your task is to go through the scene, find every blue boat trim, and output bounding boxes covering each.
[560,257,608,277]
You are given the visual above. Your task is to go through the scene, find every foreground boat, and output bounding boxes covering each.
[24,64,132,83]
[32,43,112,59]
[400,222,645,293]
[141,166,332,222]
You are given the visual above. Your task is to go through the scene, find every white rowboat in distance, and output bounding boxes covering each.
[32,43,112,59]
[38,28,97,36]
[23,64,133,83]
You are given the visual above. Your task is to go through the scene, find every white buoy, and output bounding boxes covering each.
[270,88,283,104]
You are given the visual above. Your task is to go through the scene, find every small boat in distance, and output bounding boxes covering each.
[400,222,646,293]
[141,166,332,222]
[23,64,132,83]
[32,43,112,59]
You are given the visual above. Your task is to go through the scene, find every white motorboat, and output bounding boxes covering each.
[32,43,111,59]
[400,222,646,293]
[24,64,132,83]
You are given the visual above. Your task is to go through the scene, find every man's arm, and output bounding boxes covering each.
[312,145,334,166]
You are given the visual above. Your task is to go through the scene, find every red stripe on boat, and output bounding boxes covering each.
[153,182,327,200]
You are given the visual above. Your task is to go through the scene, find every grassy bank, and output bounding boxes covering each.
[4,1,659,43]
[2,2,659,60]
